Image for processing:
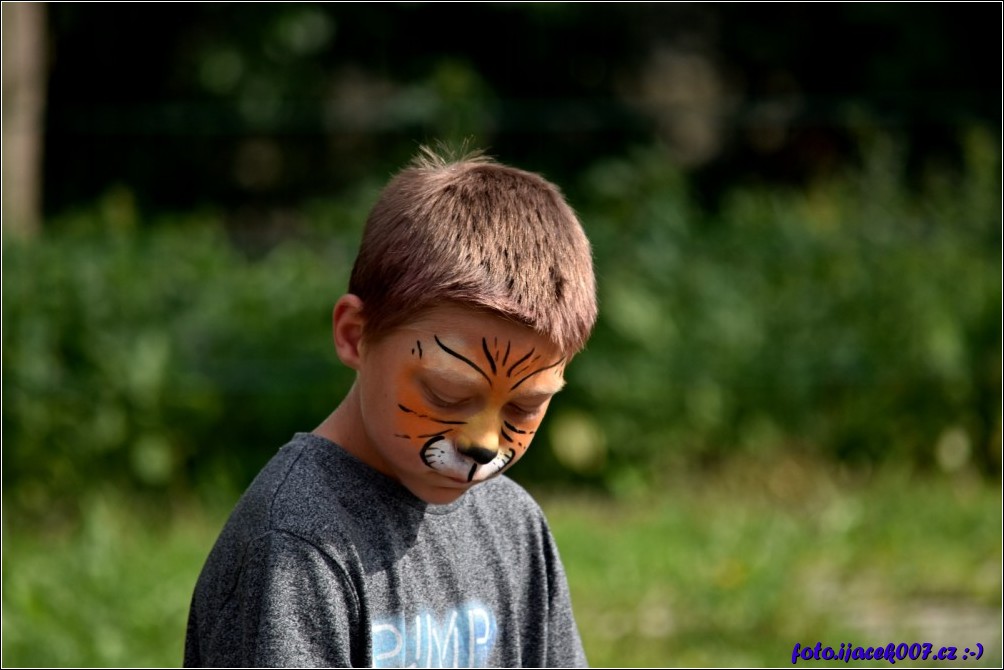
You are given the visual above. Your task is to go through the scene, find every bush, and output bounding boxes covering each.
[3,207,360,516]
[560,129,1000,492]
[2,132,999,516]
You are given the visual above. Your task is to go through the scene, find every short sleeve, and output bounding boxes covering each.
[186,530,366,668]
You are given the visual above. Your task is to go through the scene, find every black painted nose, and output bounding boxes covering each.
[458,444,498,465]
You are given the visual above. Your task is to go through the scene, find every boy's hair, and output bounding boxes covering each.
[348,147,597,353]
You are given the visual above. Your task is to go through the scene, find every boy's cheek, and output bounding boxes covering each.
[386,368,431,431]
[506,412,548,453]
[392,390,434,436]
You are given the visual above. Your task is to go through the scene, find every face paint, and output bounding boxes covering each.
[348,303,566,504]
[399,335,563,483]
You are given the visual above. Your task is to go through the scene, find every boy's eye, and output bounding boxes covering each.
[423,385,468,409]
[506,402,543,419]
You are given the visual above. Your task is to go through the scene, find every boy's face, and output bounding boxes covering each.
[355,303,566,504]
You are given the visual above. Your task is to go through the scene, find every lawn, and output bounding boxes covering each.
[2,460,1000,667]
[539,458,1001,667]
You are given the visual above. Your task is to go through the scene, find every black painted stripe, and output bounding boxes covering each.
[510,357,565,391]
[435,335,492,387]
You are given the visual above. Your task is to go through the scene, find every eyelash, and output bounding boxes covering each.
[506,403,539,419]
[422,384,543,418]
[424,387,467,409]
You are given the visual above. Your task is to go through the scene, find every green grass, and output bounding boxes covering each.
[2,497,221,667]
[539,460,1002,667]
[2,462,1000,667]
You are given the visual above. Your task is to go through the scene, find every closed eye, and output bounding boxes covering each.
[422,384,470,410]
[506,402,543,420]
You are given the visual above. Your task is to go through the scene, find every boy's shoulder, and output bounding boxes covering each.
[245,433,548,541]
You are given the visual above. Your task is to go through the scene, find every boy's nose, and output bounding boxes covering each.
[455,435,498,464]
[454,411,501,464]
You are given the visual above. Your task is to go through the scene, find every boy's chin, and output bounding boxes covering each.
[409,479,471,505]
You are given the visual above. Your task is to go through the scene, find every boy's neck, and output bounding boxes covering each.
[311,385,385,474]
[313,382,367,461]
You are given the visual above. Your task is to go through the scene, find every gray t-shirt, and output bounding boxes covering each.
[184,432,587,668]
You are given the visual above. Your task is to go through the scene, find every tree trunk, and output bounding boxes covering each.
[2,2,47,238]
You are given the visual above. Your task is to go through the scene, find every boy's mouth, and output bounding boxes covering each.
[420,436,516,483]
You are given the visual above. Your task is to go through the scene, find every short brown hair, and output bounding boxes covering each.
[348,147,597,353]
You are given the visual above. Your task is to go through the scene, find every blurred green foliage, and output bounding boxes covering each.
[3,133,1000,518]
[2,196,367,516]
[545,464,1001,667]
[3,465,999,667]
[561,129,1001,493]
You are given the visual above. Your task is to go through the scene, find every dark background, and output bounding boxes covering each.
[42,3,998,214]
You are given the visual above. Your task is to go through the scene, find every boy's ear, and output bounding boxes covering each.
[332,294,366,370]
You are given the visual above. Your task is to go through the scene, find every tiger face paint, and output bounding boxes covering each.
[352,303,566,504]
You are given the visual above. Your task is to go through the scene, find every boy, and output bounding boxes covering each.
[184,147,597,668]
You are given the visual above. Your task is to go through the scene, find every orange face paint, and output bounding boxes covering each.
[395,334,563,483]
[350,304,566,503]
